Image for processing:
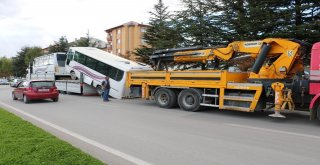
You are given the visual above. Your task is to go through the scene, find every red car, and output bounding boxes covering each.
[12,80,59,103]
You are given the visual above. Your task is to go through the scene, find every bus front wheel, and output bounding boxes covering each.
[96,85,103,96]
[70,71,78,80]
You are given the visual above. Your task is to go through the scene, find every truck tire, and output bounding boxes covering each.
[154,88,177,108]
[178,88,203,111]
[316,104,320,120]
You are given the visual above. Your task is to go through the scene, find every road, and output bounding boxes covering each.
[1,85,320,165]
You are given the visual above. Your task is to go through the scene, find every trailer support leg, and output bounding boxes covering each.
[269,82,286,118]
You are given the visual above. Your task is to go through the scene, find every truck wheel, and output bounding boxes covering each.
[311,101,320,120]
[178,88,203,111]
[316,104,320,120]
[70,71,78,80]
[154,88,177,108]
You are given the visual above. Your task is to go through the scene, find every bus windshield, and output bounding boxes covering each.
[57,54,67,66]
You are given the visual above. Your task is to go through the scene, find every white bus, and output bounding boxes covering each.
[27,52,69,80]
[65,47,152,99]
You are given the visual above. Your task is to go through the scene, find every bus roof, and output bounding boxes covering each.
[34,52,66,60]
[69,47,152,71]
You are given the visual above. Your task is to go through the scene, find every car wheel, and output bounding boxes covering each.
[23,95,29,104]
[12,93,17,100]
[52,97,59,102]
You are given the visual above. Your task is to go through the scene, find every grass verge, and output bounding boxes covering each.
[0,108,104,164]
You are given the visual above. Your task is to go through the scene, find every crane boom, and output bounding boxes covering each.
[150,38,305,79]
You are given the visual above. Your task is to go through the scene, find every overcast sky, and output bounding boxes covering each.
[0,0,181,57]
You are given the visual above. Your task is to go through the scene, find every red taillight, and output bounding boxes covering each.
[25,87,33,91]
[50,86,58,92]
[24,87,38,92]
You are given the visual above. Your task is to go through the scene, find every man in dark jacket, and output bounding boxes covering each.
[102,76,110,101]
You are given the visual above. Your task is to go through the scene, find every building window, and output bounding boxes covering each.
[140,28,146,33]
[117,39,121,44]
[117,49,121,54]
[117,29,121,35]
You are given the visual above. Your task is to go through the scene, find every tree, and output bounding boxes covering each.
[71,31,97,47]
[285,0,320,44]
[134,0,182,63]
[24,46,42,66]
[48,36,69,53]
[12,47,29,77]
[215,0,319,43]
[0,57,13,78]
[175,0,221,46]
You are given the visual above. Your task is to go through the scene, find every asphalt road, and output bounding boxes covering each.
[1,85,320,165]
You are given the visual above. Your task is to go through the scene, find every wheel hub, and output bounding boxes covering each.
[185,95,195,105]
[160,94,168,103]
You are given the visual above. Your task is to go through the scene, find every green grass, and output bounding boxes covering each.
[0,108,105,165]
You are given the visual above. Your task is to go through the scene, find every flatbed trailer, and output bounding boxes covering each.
[55,80,98,96]
[127,70,266,112]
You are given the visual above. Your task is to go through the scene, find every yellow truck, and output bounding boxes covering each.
[126,38,315,118]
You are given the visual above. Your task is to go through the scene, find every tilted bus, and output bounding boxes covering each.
[65,47,152,99]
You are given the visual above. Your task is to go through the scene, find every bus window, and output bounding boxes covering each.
[107,66,118,80]
[74,51,86,65]
[66,51,74,65]
[49,55,54,65]
[43,56,49,65]
[57,53,67,66]
[85,57,97,70]
[115,69,124,81]
[96,62,107,75]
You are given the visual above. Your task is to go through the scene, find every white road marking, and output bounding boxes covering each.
[0,102,151,165]
[226,123,320,140]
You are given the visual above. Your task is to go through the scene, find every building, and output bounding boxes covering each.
[105,21,150,60]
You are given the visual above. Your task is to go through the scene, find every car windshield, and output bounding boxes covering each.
[30,81,54,87]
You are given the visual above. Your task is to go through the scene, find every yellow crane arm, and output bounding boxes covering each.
[150,38,304,79]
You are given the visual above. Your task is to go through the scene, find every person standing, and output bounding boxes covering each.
[102,76,110,102]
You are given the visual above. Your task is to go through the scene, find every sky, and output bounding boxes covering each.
[0,0,182,57]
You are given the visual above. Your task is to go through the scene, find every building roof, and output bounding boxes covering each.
[105,21,150,33]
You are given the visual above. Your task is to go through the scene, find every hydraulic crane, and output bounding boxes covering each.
[127,38,316,119]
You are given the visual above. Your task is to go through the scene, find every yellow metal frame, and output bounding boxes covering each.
[127,70,264,111]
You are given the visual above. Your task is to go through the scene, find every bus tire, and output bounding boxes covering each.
[70,71,77,80]
[96,85,103,96]
[178,88,203,112]
[154,88,177,108]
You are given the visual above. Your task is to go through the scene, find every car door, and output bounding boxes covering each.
[15,81,27,99]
